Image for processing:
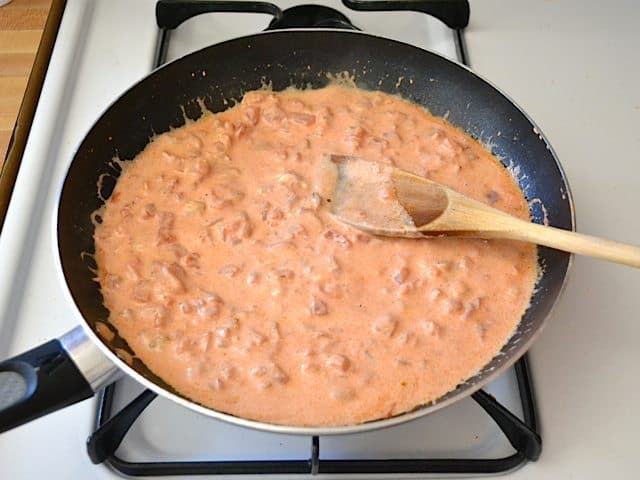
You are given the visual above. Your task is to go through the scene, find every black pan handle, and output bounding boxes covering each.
[0,327,119,434]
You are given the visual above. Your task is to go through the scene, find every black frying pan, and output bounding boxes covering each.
[0,30,573,435]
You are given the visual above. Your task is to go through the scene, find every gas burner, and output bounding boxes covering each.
[267,5,358,30]
[85,1,542,477]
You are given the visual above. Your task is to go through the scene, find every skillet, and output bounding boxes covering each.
[0,30,573,436]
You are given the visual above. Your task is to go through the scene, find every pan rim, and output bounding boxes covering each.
[54,28,575,435]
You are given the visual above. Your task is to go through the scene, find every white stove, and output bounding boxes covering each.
[1,0,639,478]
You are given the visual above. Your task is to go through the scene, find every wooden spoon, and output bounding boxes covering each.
[319,155,640,268]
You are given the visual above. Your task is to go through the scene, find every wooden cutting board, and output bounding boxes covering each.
[0,0,53,167]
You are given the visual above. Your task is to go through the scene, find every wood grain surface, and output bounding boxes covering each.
[0,0,52,167]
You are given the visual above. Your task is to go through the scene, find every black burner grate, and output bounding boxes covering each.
[88,357,540,475]
[89,1,543,476]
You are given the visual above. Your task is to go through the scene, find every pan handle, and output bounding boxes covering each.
[0,326,120,434]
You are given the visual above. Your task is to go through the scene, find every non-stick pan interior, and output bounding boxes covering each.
[57,30,573,429]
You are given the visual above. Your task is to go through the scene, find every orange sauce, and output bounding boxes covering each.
[94,86,536,426]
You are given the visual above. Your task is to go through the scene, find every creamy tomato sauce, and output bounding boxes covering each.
[94,86,537,426]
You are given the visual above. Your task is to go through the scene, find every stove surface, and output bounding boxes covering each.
[2,1,640,479]
[0,1,543,478]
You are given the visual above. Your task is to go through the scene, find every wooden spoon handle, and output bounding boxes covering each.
[496,217,640,268]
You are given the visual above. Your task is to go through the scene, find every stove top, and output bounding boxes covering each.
[4,1,640,479]
[0,0,547,478]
